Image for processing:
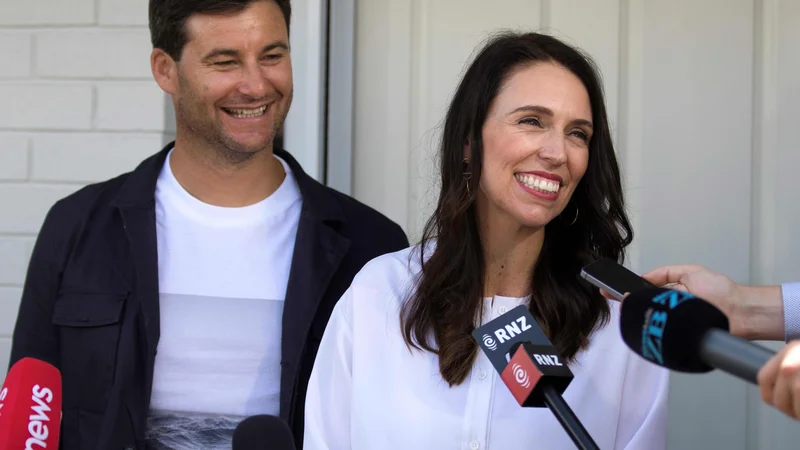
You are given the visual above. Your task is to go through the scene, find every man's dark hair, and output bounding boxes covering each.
[149,0,292,61]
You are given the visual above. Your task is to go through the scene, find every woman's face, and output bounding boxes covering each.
[476,61,593,229]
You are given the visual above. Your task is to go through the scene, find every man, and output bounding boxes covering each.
[641,264,800,421]
[8,1,408,448]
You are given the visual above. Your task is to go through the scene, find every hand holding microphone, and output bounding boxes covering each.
[582,258,800,422]
[473,305,600,450]
[618,287,775,383]
[757,340,800,420]
[636,265,800,421]
[581,258,777,383]
[641,264,785,341]
[618,287,800,422]
[0,357,62,449]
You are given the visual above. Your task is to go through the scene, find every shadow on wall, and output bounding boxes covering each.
[162,93,176,147]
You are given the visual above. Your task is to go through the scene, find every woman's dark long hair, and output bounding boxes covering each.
[400,31,633,386]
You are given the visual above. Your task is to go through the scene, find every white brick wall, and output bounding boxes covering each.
[37,30,153,79]
[0,0,170,383]
[0,0,95,26]
[0,32,32,78]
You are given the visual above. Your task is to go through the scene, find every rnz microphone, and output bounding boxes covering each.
[473,305,600,450]
[0,357,62,449]
[232,414,296,450]
[620,287,776,384]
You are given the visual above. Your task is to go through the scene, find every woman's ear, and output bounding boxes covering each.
[463,142,471,161]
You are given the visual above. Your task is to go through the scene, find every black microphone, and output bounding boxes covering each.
[231,415,296,450]
[619,287,776,384]
[473,305,600,450]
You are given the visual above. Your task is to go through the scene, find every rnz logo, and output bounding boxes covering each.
[482,334,497,351]
[512,363,531,388]
[494,316,533,344]
[533,354,562,366]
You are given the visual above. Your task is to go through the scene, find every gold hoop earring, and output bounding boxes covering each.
[463,158,471,196]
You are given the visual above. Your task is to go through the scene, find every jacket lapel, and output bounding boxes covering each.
[111,145,171,405]
[117,207,160,373]
[275,150,351,419]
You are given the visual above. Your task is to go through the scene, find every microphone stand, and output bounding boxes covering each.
[541,385,601,450]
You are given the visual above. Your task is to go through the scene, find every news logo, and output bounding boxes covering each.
[532,354,563,367]
[641,290,696,364]
[472,305,551,374]
[27,384,56,449]
[500,342,574,407]
[511,363,531,388]
[0,386,6,417]
[652,289,695,309]
[493,316,533,344]
[482,334,497,351]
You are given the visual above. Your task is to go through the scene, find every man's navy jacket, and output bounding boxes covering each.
[8,143,409,449]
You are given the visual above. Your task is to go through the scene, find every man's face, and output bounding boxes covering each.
[172,1,293,157]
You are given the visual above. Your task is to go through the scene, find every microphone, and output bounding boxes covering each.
[619,287,776,384]
[231,414,296,450]
[473,306,600,450]
[0,357,62,449]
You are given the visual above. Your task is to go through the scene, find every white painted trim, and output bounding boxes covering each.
[407,0,430,239]
[750,0,779,287]
[325,0,355,195]
[749,4,784,449]
[283,0,328,181]
[618,0,644,272]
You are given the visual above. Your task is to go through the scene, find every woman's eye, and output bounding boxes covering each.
[571,130,589,142]
[519,117,542,127]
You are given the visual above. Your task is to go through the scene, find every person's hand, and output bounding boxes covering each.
[757,341,800,420]
[599,289,629,301]
[640,264,783,341]
[641,265,747,337]
[597,264,736,307]
[642,263,740,308]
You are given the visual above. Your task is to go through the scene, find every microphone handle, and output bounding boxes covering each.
[541,384,600,450]
[698,328,776,384]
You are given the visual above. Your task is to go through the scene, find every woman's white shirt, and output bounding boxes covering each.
[304,246,669,450]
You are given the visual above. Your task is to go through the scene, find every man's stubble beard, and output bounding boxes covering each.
[175,74,292,167]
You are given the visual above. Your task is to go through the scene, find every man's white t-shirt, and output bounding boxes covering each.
[145,150,302,450]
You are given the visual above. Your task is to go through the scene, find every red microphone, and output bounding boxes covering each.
[0,357,62,449]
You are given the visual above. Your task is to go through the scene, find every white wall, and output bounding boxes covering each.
[0,0,163,381]
[352,0,800,448]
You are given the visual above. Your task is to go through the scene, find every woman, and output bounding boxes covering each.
[303,31,668,449]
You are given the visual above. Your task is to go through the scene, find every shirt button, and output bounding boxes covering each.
[479,370,487,380]
[470,441,480,450]
[499,306,508,314]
